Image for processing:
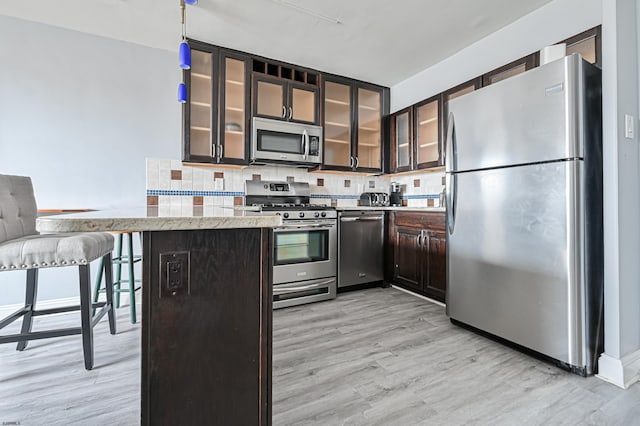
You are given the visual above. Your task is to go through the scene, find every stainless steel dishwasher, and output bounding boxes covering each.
[338,211,385,288]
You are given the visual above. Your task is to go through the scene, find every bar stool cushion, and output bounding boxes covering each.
[0,232,114,271]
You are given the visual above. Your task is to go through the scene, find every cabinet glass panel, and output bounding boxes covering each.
[486,63,527,85]
[416,100,439,165]
[223,57,245,159]
[256,80,284,119]
[190,50,213,157]
[324,81,351,167]
[395,111,410,169]
[566,36,596,64]
[357,88,381,169]
[446,84,475,102]
[291,87,316,123]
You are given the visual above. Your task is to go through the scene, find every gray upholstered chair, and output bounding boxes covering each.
[0,174,116,370]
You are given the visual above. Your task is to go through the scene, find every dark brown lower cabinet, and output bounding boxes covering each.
[141,228,272,426]
[388,211,447,303]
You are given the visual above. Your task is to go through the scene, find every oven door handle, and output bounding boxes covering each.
[275,225,335,231]
[273,279,335,294]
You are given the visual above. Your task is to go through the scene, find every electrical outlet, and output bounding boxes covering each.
[160,251,190,297]
[625,114,635,139]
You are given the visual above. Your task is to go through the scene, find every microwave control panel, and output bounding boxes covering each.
[309,136,320,156]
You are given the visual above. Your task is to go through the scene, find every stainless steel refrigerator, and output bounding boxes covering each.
[445,54,603,376]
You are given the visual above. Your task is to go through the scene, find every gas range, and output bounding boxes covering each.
[245,180,337,309]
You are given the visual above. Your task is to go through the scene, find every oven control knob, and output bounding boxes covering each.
[298,212,305,218]
[283,212,289,218]
[314,212,320,218]
[321,212,327,217]
[275,212,281,216]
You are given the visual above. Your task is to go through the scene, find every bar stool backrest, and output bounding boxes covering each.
[0,174,38,244]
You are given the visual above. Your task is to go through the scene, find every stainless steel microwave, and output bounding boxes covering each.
[251,117,323,166]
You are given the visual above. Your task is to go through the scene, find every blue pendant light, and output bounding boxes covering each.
[178,82,187,103]
[184,0,198,4]
[179,41,191,69]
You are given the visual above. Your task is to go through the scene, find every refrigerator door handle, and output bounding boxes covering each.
[445,112,456,234]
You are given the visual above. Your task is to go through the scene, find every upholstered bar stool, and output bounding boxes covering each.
[0,174,116,370]
[93,231,141,323]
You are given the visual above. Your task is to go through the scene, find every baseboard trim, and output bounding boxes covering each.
[391,285,446,308]
[597,349,640,389]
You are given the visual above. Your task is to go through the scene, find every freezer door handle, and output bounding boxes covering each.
[445,112,456,173]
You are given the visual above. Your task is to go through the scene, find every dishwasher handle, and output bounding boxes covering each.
[340,215,384,222]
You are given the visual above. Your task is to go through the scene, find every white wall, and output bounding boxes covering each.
[391,0,601,112]
[0,16,180,304]
[597,0,640,388]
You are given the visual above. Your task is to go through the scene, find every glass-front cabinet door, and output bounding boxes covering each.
[414,97,440,168]
[220,54,248,162]
[323,80,352,168]
[290,83,318,124]
[391,107,412,173]
[187,48,215,160]
[356,87,382,170]
[254,76,286,120]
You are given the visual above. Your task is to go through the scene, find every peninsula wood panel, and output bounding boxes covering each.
[141,228,272,425]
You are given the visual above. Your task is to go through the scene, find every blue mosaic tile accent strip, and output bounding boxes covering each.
[402,194,439,200]
[147,190,244,197]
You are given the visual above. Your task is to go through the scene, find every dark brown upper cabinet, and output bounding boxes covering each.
[252,61,319,125]
[183,42,250,165]
[389,94,442,173]
[482,55,536,87]
[322,75,389,173]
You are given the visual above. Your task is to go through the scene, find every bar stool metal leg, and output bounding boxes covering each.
[79,264,94,370]
[16,269,38,351]
[127,233,137,324]
[114,234,124,309]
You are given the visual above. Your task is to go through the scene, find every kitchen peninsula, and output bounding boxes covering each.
[36,207,281,425]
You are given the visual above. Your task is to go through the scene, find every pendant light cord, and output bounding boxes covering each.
[180,0,187,41]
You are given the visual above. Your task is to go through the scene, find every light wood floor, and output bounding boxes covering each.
[1,287,638,425]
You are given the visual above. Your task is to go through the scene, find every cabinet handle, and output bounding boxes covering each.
[219,144,224,158]
[355,156,360,169]
[282,105,286,118]
[349,156,354,168]
[288,107,293,120]
[416,234,422,247]
[212,144,216,158]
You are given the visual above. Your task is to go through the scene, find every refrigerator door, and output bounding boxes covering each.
[446,160,588,369]
[446,54,587,173]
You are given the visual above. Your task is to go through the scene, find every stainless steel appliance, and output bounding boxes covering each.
[338,211,385,288]
[389,182,402,206]
[245,180,337,309]
[359,192,389,207]
[251,117,322,166]
[445,54,603,375]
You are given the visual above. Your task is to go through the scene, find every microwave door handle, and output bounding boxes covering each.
[303,129,309,160]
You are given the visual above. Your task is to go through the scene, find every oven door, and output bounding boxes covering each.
[272,220,337,284]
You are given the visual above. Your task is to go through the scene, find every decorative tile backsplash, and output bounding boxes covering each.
[146,158,444,208]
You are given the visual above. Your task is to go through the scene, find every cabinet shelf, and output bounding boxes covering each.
[226,79,243,86]
[419,117,438,125]
[192,72,211,80]
[225,130,243,135]
[326,138,350,144]
[326,121,350,128]
[191,126,211,132]
[359,143,380,148]
[419,141,438,148]
[226,106,244,112]
[359,126,379,132]
[398,143,409,148]
[191,101,211,108]
[359,105,379,111]
[326,98,350,106]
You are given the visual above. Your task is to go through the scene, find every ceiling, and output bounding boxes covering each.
[0,0,554,86]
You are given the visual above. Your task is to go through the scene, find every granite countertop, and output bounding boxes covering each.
[336,206,446,213]
[36,207,282,233]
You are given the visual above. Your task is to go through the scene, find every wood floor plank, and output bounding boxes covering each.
[1,287,638,425]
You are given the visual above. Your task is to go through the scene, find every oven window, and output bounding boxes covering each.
[274,229,328,265]
[257,130,304,154]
